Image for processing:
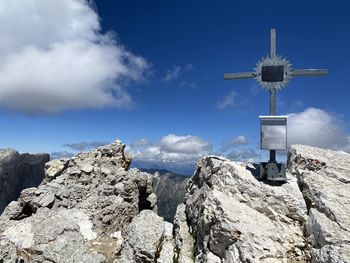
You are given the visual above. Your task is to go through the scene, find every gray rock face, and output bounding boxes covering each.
[1,142,348,263]
[173,145,350,262]
[173,204,195,263]
[288,145,350,263]
[0,140,157,263]
[0,149,49,214]
[115,209,175,263]
[174,155,308,262]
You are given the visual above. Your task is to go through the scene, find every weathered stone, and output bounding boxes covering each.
[0,140,158,263]
[79,162,94,174]
[171,145,350,263]
[147,192,158,208]
[44,158,69,181]
[288,144,350,263]
[32,190,55,208]
[158,222,176,263]
[2,140,348,263]
[173,204,195,263]
[174,155,308,262]
[115,209,165,262]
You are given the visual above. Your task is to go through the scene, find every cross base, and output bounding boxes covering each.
[259,162,287,184]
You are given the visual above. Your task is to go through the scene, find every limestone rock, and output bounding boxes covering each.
[0,140,157,263]
[115,209,174,263]
[158,222,176,263]
[44,158,68,181]
[0,149,49,214]
[173,145,350,263]
[174,155,308,262]
[173,204,195,263]
[288,145,350,263]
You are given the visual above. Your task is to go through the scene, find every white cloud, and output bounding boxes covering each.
[163,66,181,81]
[163,64,194,82]
[160,134,211,154]
[184,64,194,71]
[287,108,350,152]
[127,134,212,163]
[221,135,247,152]
[0,0,149,113]
[217,91,236,109]
[63,141,106,151]
[51,151,74,160]
[226,148,261,162]
[130,138,150,147]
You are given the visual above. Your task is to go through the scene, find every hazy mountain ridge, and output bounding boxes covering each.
[140,168,190,222]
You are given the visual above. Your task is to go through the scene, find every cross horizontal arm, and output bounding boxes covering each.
[224,72,256,80]
[290,69,328,77]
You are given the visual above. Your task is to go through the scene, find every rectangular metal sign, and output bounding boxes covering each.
[259,116,287,150]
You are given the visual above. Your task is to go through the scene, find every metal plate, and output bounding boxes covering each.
[262,65,284,82]
[260,117,287,150]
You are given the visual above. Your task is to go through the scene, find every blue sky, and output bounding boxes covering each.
[0,0,349,174]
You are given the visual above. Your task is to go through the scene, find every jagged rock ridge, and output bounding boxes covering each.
[1,142,349,263]
[0,141,161,262]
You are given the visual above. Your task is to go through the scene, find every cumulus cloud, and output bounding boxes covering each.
[0,0,149,113]
[127,134,212,163]
[63,141,107,151]
[217,91,236,109]
[287,108,350,152]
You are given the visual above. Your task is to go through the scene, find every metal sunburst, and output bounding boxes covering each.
[254,55,293,91]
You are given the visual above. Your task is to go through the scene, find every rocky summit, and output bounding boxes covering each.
[0,141,159,262]
[0,141,349,263]
[174,145,350,263]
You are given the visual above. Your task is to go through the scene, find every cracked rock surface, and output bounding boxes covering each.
[1,142,349,263]
[115,209,175,263]
[174,155,308,263]
[288,145,350,263]
[0,140,158,263]
[173,144,350,262]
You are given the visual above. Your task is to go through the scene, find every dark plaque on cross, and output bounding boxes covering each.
[224,29,327,183]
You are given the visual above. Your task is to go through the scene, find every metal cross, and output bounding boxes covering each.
[224,28,327,164]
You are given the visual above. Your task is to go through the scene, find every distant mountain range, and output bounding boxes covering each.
[140,168,190,222]
[132,160,195,176]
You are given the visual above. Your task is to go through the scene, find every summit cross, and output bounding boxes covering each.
[223,28,327,182]
[224,28,327,117]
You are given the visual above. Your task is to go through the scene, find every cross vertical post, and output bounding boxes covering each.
[269,28,277,163]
